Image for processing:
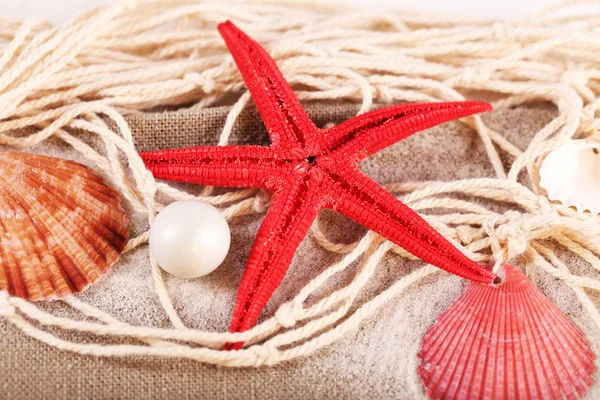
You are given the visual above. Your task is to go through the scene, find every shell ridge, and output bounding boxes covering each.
[422,284,487,398]
[0,177,80,298]
[509,275,525,399]
[0,184,48,300]
[435,285,486,398]
[536,286,594,360]
[17,175,120,267]
[469,283,503,399]
[426,282,485,355]
[39,166,121,206]
[18,163,128,266]
[441,284,498,398]
[460,283,504,398]
[0,213,26,297]
[512,270,551,399]
[509,267,593,398]
[37,197,113,272]
[515,269,567,398]
[518,277,582,398]
[499,278,512,399]
[419,264,595,400]
[18,156,125,228]
[481,274,506,400]
[421,285,474,363]
[9,200,57,299]
[455,283,497,399]
[0,192,14,295]
[22,166,127,240]
[45,182,127,255]
[509,273,539,399]
[499,273,512,399]
[0,151,129,300]
[0,174,107,283]
[518,276,592,397]
[19,153,107,186]
[536,300,594,395]
[0,241,9,294]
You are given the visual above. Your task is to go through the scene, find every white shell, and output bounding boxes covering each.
[539,139,600,214]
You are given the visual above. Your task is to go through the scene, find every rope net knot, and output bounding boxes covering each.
[485,211,531,263]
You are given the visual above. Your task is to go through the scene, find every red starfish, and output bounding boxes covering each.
[140,21,498,348]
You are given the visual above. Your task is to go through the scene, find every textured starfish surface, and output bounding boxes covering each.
[140,21,497,348]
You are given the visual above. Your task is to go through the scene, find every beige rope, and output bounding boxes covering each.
[1,0,600,367]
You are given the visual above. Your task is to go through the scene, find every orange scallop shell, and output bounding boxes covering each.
[419,264,595,400]
[0,151,129,300]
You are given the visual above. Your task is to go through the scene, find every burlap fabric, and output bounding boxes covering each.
[130,103,371,151]
[3,103,598,400]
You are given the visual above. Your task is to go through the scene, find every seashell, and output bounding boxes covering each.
[418,264,595,400]
[0,151,129,301]
[539,139,600,214]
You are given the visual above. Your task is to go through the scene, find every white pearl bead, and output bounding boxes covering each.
[149,200,230,278]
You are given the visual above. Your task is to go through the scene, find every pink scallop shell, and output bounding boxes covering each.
[419,264,595,400]
[0,151,129,300]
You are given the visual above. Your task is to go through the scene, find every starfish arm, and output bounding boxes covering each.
[324,101,492,161]
[218,21,322,155]
[227,166,325,347]
[322,163,496,283]
[140,145,291,190]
